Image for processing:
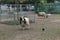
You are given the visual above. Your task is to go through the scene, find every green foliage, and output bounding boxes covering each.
[0,0,36,4]
[51,10,60,14]
[0,0,19,4]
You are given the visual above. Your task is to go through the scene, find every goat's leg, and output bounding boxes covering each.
[46,15,48,18]
[43,15,46,19]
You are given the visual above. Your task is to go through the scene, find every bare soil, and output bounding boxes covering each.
[0,14,60,40]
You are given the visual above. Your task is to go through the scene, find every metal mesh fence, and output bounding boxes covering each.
[0,4,35,22]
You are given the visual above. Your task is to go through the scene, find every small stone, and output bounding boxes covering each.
[42,28,45,31]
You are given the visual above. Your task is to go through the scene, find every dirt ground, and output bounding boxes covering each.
[0,14,60,40]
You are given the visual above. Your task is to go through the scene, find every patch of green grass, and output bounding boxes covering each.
[55,28,60,32]
[0,20,19,25]
[0,20,34,25]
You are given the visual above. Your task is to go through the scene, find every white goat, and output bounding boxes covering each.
[37,12,51,18]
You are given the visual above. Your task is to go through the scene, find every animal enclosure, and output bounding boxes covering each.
[0,4,60,40]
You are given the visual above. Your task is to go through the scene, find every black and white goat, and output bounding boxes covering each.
[19,16,30,30]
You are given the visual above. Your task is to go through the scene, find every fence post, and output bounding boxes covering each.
[0,5,1,21]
